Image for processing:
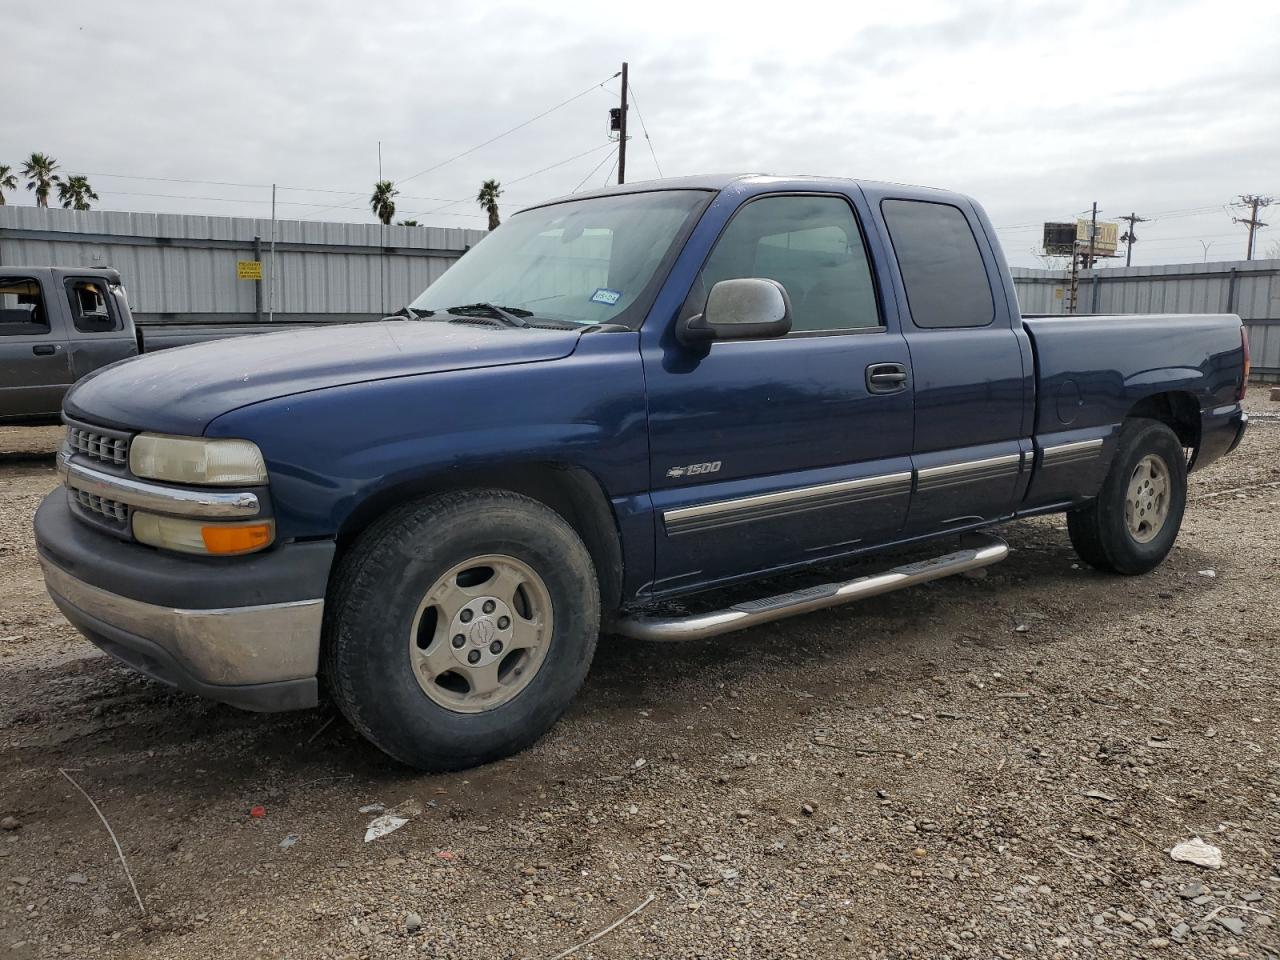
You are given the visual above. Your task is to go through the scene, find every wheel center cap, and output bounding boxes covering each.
[448,595,514,668]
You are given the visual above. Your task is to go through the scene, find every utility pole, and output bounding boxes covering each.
[1118,211,1148,268]
[378,140,385,314]
[616,62,629,184]
[1068,241,1080,314]
[1233,194,1273,260]
[1086,201,1098,270]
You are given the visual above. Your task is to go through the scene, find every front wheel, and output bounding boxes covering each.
[1067,418,1187,575]
[323,490,600,770]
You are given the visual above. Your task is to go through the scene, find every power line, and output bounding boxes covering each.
[394,71,621,189]
[994,196,1279,235]
[400,142,616,221]
[625,79,663,178]
[572,152,616,192]
[93,187,488,213]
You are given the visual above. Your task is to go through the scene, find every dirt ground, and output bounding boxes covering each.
[1,401,1277,960]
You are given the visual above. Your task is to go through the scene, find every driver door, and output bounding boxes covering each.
[640,191,915,594]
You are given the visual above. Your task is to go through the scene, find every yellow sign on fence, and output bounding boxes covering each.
[236,260,263,281]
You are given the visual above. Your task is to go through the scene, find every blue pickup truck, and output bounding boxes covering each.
[34,175,1250,770]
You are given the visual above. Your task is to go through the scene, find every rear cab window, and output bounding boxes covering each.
[880,199,994,329]
[0,277,50,337]
[65,278,122,333]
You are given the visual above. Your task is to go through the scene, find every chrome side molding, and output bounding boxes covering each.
[664,472,911,535]
[615,532,1008,642]
[1040,437,1104,466]
[916,453,1021,492]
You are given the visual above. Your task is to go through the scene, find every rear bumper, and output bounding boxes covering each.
[35,491,334,712]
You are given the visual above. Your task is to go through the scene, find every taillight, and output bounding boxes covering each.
[1240,327,1250,401]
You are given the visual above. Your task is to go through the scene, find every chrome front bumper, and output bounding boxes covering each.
[39,559,323,713]
[42,559,323,685]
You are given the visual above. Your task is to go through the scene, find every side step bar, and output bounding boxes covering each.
[614,533,1009,643]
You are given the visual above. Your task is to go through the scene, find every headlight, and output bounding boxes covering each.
[133,512,275,556]
[129,434,267,486]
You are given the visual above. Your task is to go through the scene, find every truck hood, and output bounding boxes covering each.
[65,320,583,435]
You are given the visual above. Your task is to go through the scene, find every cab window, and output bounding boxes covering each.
[65,279,120,333]
[700,195,881,333]
[880,199,994,329]
[0,277,49,336]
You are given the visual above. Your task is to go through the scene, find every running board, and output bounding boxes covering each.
[614,533,1009,642]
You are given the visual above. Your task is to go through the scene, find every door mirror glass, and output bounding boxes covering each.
[679,277,792,344]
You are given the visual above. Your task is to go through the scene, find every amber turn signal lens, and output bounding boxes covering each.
[201,522,274,555]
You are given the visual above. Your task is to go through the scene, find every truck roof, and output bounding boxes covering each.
[529,173,975,211]
[0,265,123,283]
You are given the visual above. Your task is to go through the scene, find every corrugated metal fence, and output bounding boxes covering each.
[3,207,1276,380]
[0,206,487,323]
[1011,260,1280,381]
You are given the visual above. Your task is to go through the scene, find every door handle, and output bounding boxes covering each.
[32,344,58,356]
[866,362,908,393]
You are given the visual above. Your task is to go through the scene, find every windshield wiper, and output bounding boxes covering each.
[444,302,531,328]
[385,305,432,320]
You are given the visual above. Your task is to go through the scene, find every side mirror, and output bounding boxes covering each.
[678,278,792,345]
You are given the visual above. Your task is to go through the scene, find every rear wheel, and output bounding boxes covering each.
[1067,418,1187,575]
[324,490,599,770]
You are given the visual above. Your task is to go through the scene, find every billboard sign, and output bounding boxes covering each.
[1076,219,1119,256]
[1042,222,1077,256]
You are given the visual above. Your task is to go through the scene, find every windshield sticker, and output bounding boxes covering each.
[590,288,623,306]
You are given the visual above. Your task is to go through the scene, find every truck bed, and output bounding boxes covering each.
[1023,312,1245,435]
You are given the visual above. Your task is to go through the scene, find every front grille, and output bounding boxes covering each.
[72,487,131,527]
[69,485,133,538]
[67,422,130,467]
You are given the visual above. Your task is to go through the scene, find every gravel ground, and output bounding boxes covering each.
[1,399,1277,960]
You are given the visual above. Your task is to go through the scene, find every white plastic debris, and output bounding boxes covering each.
[358,804,385,814]
[364,814,409,843]
[362,798,423,842]
[279,834,299,850]
[1198,569,1217,578]
[1170,836,1223,869]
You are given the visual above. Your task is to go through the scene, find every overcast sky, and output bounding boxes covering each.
[7,0,1279,267]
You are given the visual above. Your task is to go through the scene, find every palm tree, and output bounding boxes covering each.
[477,179,502,231]
[396,219,420,227]
[370,180,397,225]
[57,175,99,211]
[0,165,17,205]
[21,153,60,208]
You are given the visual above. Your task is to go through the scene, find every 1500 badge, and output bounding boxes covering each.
[666,461,722,479]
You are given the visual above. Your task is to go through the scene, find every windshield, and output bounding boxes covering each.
[409,190,709,326]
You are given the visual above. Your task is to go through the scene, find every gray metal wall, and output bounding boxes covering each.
[1011,261,1280,381]
[0,206,487,323]
[4,207,1276,381]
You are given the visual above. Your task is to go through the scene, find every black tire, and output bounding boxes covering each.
[323,490,600,770]
[1067,418,1187,575]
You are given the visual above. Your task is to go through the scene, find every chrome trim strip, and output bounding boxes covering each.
[40,560,323,685]
[664,471,912,526]
[616,533,1009,642]
[1041,438,1104,463]
[916,453,1021,484]
[59,451,260,519]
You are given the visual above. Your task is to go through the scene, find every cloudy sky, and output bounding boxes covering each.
[7,0,1279,266]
